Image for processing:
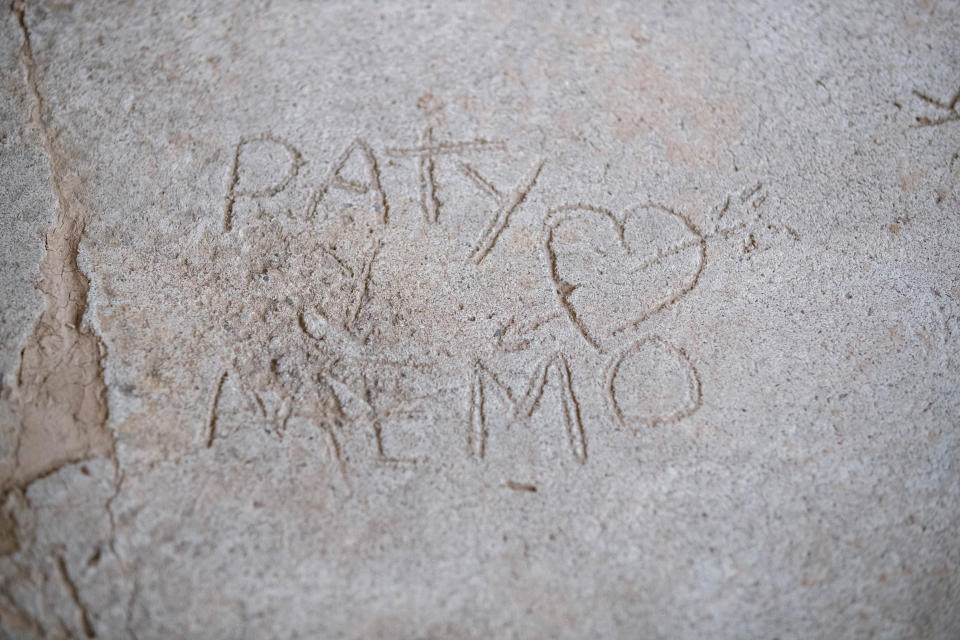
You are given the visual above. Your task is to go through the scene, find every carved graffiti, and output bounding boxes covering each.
[211,106,780,486]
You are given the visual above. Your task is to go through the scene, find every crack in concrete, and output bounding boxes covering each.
[6,0,114,496]
[2,9,133,634]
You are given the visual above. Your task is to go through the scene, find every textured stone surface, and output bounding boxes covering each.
[1,1,959,637]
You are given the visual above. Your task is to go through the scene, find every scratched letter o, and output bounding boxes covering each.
[603,336,702,428]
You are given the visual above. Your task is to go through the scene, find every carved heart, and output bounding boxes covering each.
[544,204,705,351]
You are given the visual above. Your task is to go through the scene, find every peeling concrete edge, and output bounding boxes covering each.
[2,0,115,532]
[3,6,134,631]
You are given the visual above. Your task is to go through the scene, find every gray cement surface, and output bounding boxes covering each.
[1,1,959,638]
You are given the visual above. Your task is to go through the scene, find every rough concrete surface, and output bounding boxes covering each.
[0,1,958,638]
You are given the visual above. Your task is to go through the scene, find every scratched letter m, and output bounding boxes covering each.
[468,353,586,463]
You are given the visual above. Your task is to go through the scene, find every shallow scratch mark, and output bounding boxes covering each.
[205,370,228,448]
[386,138,506,157]
[349,241,381,331]
[55,555,96,638]
[502,481,537,492]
